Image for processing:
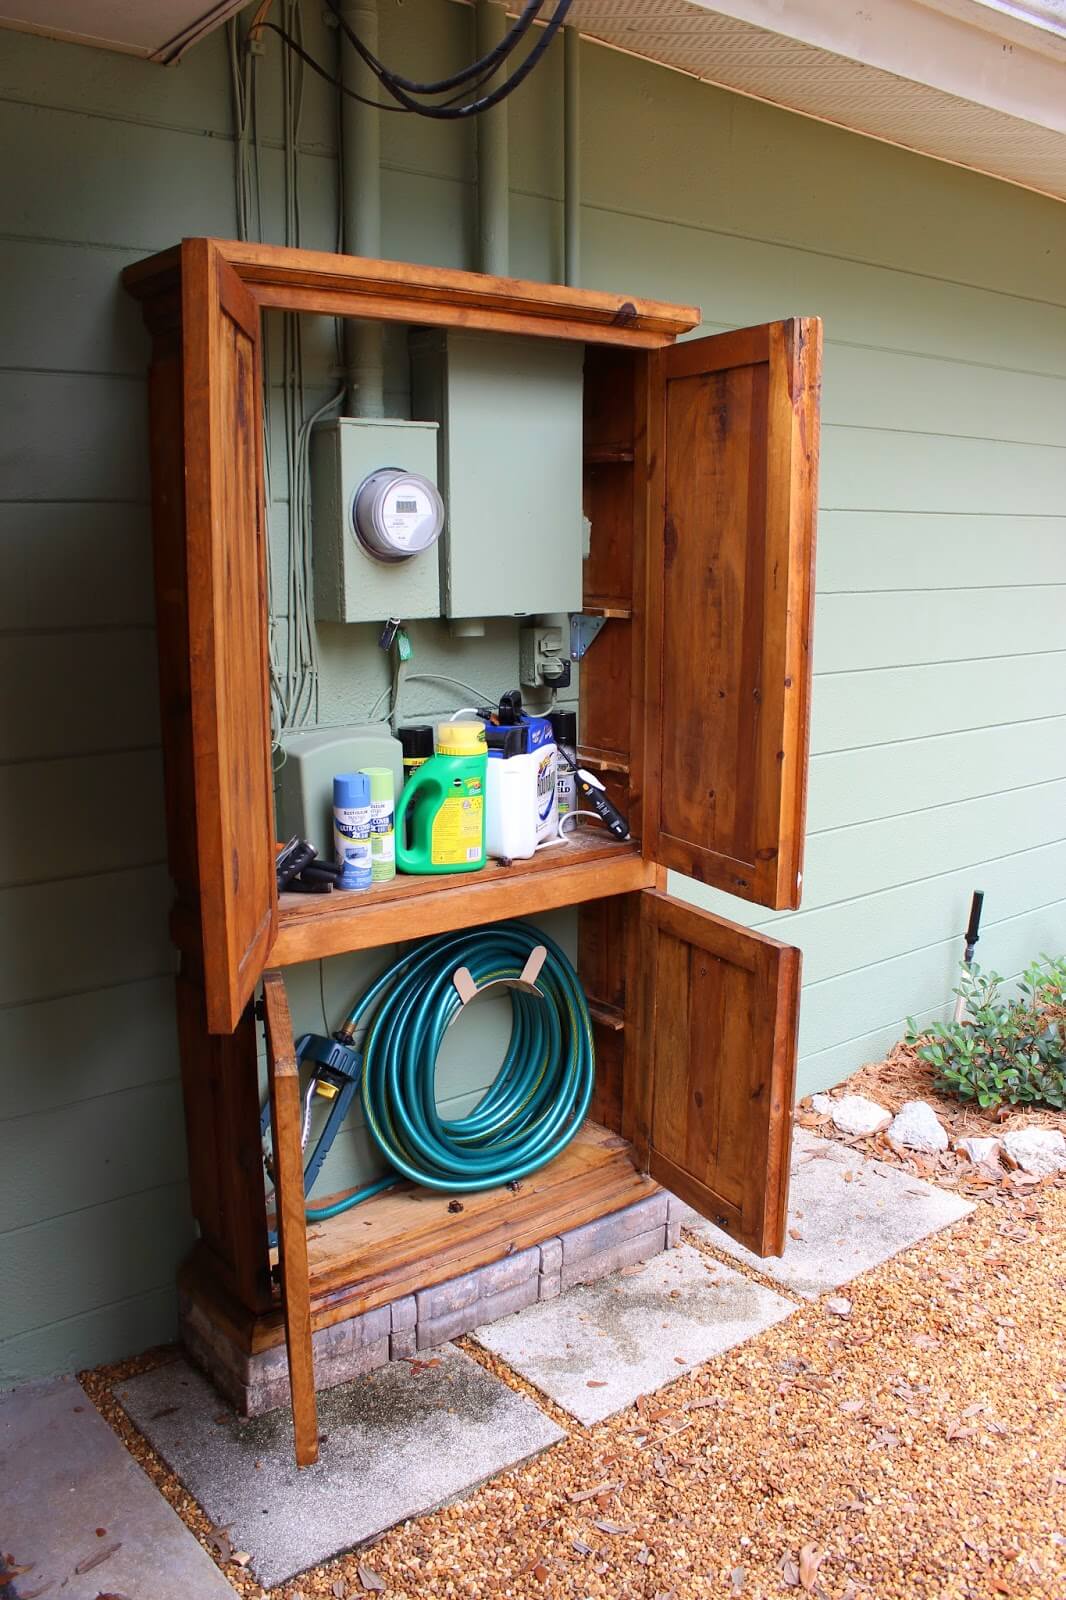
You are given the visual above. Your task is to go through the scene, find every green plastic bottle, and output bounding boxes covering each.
[395,721,488,875]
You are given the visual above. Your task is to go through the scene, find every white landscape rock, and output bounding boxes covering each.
[816,1094,892,1138]
[887,1100,949,1154]
[956,1135,1002,1166]
[1001,1127,1066,1178]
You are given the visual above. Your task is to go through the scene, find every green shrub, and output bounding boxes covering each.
[906,954,1066,1112]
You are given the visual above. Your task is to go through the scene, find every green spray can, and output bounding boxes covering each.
[362,766,396,883]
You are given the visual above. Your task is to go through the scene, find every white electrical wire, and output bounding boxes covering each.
[535,807,603,851]
[367,672,498,726]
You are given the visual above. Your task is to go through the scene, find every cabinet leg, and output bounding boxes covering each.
[262,970,319,1468]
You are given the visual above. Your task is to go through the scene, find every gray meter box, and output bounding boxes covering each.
[311,417,441,623]
[275,722,404,861]
[411,331,583,619]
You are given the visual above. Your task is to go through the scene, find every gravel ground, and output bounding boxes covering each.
[83,1172,1066,1600]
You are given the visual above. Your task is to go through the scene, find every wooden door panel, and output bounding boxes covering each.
[182,240,276,1032]
[645,319,820,910]
[634,888,799,1256]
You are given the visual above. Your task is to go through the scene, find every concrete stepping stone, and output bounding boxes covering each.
[473,1242,794,1425]
[0,1373,237,1600]
[116,1345,563,1589]
[678,1128,974,1299]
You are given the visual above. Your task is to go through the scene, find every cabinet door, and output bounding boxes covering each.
[633,888,800,1256]
[181,240,276,1032]
[644,319,821,910]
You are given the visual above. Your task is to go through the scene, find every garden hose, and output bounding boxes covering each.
[301,922,595,1222]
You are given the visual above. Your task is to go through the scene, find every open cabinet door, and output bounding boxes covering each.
[645,318,821,911]
[634,889,800,1256]
[181,239,276,1032]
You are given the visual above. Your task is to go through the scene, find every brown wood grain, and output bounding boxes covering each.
[633,888,800,1257]
[271,835,653,965]
[125,240,701,346]
[643,318,821,911]
[174,965,273,1312]
[179,1124,657,1354]
[262,971,319,1467]
[180,240,277,1032]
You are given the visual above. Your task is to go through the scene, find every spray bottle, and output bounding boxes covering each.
[486,691,558,847]
[332,772,372,890]
[363,767,396,883]
[549,710,578,824]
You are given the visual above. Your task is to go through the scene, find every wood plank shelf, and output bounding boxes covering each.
[270,829,652,966]
[248,1122,656,1347]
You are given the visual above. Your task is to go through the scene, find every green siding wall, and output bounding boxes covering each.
[1,0,1064,1384]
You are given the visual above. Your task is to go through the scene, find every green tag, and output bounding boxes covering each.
[396,627,412,662]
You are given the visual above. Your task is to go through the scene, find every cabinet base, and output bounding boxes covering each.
[181,1190,681,1417]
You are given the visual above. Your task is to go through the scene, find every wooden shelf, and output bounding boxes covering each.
[270,829,652,966]
[245,1122,656,1347]
[580,602,632,620]
[578,746,631,775]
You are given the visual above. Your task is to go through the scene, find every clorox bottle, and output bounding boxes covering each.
[395,721,488,874]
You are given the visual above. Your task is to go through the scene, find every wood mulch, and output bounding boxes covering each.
[800,1032,1066,1208]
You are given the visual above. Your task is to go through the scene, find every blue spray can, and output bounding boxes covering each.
[333,772,372,890]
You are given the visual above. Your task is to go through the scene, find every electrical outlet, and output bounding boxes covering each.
[520,625,571,689]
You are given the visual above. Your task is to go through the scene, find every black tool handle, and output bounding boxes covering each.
[964,890,984,954]
[576,773,630,840]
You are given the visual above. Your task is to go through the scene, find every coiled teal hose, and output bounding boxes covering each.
[305,921,595,1222]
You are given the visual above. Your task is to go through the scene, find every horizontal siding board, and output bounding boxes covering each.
[0,1079,186,1232]
[821,427,1066,516]
[0,241,150,376]
[807,717,1066,832]
[821,342,1066,446]
[0,750,165,886]
[794,994,983,1100]
[0,631,161,761]
[798,780,1066,911]
[816,512,1066,593]
[0,29,233,137]
[0,977,178,1122]
[811,652,1066,752]
[762,840,1066,987]
[583,46,1066,306]
[0,1285,178,1387]
[675,778,1066,922]
[798,903,1065,1057]
[0,503,154,629]
[0,99,238,248]
[0,865,173,1007]
[585,211,1066,378]
[0,371,149,502]
[814,588,1066,673]
[0,1182,192,1347]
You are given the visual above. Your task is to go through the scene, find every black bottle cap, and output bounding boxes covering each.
[497,689,523,725]
[550,709,577,745]
[484,723,527,757]
[399,724,434,762]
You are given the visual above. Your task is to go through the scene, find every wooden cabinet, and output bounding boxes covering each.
[125,238,821,1463]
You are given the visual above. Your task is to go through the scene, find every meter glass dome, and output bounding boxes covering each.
[352,467,445,563]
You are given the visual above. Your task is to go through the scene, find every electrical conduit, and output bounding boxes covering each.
[341,0,385,416]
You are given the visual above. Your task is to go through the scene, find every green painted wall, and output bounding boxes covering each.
[1,0,1064,1385]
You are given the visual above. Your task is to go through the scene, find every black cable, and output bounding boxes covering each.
[258,23,408,111]
[259,0,573,120]
[322,0,545,96]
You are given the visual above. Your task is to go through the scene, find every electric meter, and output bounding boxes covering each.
[352,468,445,563]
